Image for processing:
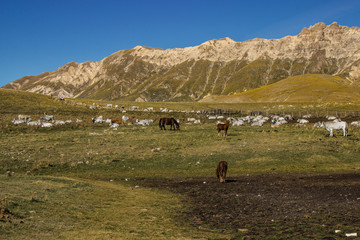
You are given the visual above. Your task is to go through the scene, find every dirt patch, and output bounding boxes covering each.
[0,199,15,224]
[136,173,360,239]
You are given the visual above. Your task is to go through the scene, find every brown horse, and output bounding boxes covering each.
[216,161,228,183]
[216,121,230,136]
[111,119,124,125]
[159,117,180,130]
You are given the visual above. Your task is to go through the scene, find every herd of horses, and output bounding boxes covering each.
[158,117,349,182]
[158,117,231,137]
[159,117,228,182]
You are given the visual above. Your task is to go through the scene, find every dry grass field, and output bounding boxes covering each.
[201,74,360,103]
[1,89,360,239]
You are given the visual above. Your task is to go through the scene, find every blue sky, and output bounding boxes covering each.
[1,0,360,87]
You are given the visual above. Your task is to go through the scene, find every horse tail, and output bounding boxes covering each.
[159,118,162,128]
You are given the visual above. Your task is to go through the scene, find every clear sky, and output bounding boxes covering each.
[1,0,360,87]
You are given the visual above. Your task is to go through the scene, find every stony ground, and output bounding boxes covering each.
[136,173,360,239]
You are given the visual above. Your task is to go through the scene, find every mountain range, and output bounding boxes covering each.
[3,22,360,102]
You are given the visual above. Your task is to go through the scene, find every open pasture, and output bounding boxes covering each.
[1,91,360,239]
[2,119,360,239]
[2,119,360,177]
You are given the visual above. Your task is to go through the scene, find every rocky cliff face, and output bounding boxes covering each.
[3,22,360,101]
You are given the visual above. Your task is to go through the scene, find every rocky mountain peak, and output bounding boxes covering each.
[300,22,346,36]
[200,37,236,47]
[3,22,360,101]
[309,22,327,31]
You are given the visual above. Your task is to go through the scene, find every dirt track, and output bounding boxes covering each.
[137,173,360,239]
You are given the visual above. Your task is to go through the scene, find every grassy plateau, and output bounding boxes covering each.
[1,88,360,239]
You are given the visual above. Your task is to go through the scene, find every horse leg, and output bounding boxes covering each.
[222,169,226,182]
[220,175,224,183]
[220,170,226,182]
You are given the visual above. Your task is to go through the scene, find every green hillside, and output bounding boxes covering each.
[200,74,360,103]
[0,89,95,127]
[0,89,66,114]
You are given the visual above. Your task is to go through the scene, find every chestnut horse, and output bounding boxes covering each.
[111,119,124,125]
[159,117,180,130]
[216,161,228,183]
[216,121,230,136]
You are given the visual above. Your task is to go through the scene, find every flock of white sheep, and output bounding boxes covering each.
[11,110,360,137]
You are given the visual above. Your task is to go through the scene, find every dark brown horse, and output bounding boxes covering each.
[159,118,180,130]
[216,121,230,136]
[216,161,228,183]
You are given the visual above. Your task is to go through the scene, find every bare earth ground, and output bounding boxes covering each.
[136,173,360,239]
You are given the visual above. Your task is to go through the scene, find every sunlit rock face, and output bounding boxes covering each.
[3,22,360,101]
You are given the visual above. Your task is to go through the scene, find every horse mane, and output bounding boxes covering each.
[172,118,179,126]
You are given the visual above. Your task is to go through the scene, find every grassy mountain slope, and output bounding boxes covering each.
[200,74,360,103]
[3,54,359,102]
[0,89,66,114]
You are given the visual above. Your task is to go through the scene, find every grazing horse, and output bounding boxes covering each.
[216,161,228,183]
[216,121,230,136]
[159,118,180,130]
[320,121,348,137]
[111,119,124,125]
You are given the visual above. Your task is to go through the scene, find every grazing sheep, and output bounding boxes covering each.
[297,119,309,124]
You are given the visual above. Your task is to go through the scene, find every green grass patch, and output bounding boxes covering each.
[1,174,224,240]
